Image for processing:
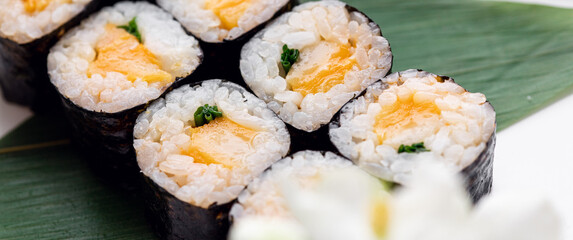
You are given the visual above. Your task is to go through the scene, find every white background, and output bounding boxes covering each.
[1,0,572,238]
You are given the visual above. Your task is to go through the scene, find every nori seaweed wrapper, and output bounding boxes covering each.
[463,130,495,203]
[180,0,298,88]
[142,176,233,240]
[287,119,336,153]
[328,71,496,203]
[57,72,200,190]
[0,0,107,112]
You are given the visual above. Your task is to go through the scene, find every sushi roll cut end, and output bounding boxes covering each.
[135,80,290,208]
[241,0,392,132]
[48,2,202,113]
[0,0,92,44]
[330,69,496,186]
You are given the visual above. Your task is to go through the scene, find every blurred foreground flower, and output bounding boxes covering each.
[229,162,561,240]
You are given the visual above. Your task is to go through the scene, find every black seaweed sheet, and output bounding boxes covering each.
[287,124,336,153]
[0,0,112,112]
[142,176,233,240]
[463,131,495,203]
[328,71,496,203]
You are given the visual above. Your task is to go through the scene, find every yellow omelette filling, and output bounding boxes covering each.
[22,0,71,13]
[286,42,356,96]
[23,0,51,13]
[204,0,253,30]
[374,92,441,144]
[185,117,259,168]
[87,24,172,84]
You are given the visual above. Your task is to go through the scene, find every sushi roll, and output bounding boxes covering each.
[240,0,392,151]
[156,0,296,82]
[329,69,496,202]
[0,0,103,109]
[134,80,290,240]
[47,1,203,188]
[229,150,391,240]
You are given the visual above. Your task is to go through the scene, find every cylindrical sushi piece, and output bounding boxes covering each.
[240,0,392,151]
[329,69,496,202]
[0,0,105,110]
[229,150,391,240]
[47,1,203,188]
[134,79,290,240]
[156,0,296,83]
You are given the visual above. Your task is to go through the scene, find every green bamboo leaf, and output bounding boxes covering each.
[2,0,573,238]
[0,145,155,239]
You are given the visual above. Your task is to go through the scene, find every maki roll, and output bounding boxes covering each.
[1,0,93,44]
[47,1,203,187]
[156,0,296,82]
[240,0,392,151]
[329,69,496,202]
[229,150,391,240]
[134,80,290,240]
[0,0,103,109]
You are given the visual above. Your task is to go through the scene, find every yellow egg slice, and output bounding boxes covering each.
[205,0,253,30]
[22,0,70,13]
[87,24,172,84]
[286,41,356,96]
[374,92,441,143]
[186,117,258,168]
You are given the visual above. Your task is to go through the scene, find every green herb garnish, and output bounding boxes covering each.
[281,44,299,74]
[194,104,223,127]
[397,142,429,153]
[118,17,142,43]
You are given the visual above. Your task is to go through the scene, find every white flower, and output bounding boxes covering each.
[229,217,309,240]
[228,162,561,240]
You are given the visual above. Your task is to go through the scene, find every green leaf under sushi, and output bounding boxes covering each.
[0,116,154,239]
[118,17,142,43]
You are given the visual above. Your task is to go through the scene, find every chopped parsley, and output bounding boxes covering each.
[194,104,223,127]
[118,17,142,43]
[280,44,299,74]
[398,142,429,153]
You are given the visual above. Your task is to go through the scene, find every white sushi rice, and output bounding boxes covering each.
[329,69,496,184]
[48,1,202,113]
[157,0,289,43]
[241,0,392,132]
[0,0,90,44]
[134,80,290,208]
